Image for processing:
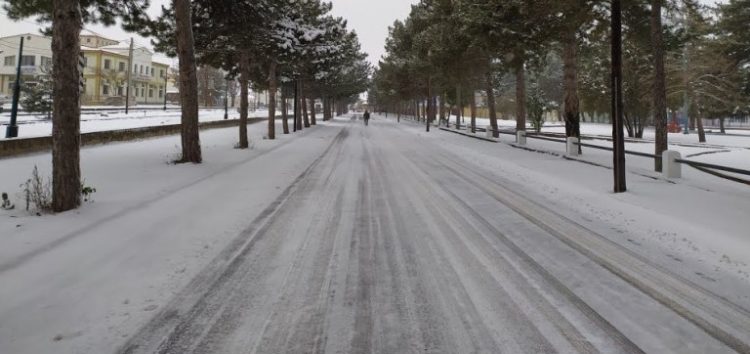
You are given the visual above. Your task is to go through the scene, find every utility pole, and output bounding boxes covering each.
[5,36,23,138]
[163,69,168,110]
[611,0,627,193]
[681,2,690,135]
[125,38,134,114]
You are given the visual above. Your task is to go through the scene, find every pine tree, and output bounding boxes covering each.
[3,0,149,212]
[21,65,54,119]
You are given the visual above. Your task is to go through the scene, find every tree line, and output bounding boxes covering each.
[370,0,750,171]
[2,0,370,212]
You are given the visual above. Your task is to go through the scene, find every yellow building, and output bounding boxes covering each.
[0,32,170,106]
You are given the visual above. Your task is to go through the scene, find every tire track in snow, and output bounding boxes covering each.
[394,123,750,353]
[118,127,350,354]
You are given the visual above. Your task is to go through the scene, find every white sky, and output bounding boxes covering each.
[0,0,419,65]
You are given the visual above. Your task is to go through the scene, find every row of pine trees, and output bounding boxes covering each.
[370,0,749,171]
[2,0,371,212]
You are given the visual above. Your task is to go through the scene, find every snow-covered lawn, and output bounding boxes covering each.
[458,117,750,169]
[0,108,270,140]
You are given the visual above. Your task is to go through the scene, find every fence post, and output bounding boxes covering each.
[663,150,682,179]
[516,131,527,145]
[566,137,580,156]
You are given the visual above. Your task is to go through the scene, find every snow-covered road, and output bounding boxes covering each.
[120,118,746,353]
[2,116,749,353]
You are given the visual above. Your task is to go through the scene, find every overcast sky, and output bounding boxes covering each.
[0,0,419,65]
[0,0,724,66]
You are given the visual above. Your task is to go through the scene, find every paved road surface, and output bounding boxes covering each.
[119,117,749,354]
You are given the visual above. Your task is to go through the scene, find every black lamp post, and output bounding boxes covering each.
[611,0,627,193]
[5,36,24,138]
[163,71,168,111]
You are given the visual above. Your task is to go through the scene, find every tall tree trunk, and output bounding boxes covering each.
[696,107,706,143]
[296,84,303,130]
[470,90,477,133]
[563,28,582,153]
[719,117,725,134]
[310,98,317,125]
[486,70,499,138]
[238,51,249,148]
[439,93,446,125]
[515,61,527,132]
[697,118,706,142]
[455,85,462,128]
[282,94,289,134]
[51,0,82,212]
[267,62,277,140]
[323,97,330,121]
[432,96,437,124]
[651,0,668,171]
[174,0,202,163]
[302,92,310,128]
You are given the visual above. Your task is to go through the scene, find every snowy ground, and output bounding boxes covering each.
[450,116,750,170]
[1,115,749,353]
[0,108,269,140]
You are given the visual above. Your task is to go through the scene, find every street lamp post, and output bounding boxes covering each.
[5,36,24,138]
[163,71,168,111]
[611,0,627,193]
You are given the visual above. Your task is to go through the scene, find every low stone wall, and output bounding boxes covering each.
[0,118,263,158]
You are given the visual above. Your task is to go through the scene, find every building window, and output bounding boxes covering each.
[159,87,164,98]
[119,62,126,72]
[160,69,165,78]
[139,66,143,74]
[41,56,52,68]
[102,81,110,95]
[20,55,35,66]
[151,67,155,76]
[86,38,91,43]
[104,59,111,70]
[4,56,15,66]
[149,87,154,98]
[117,85,124,96]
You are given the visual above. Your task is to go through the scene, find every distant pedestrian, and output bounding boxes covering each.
[363,110,371,126]
[1,192,14,210]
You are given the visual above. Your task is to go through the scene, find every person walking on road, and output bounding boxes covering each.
[363,110,371,126]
